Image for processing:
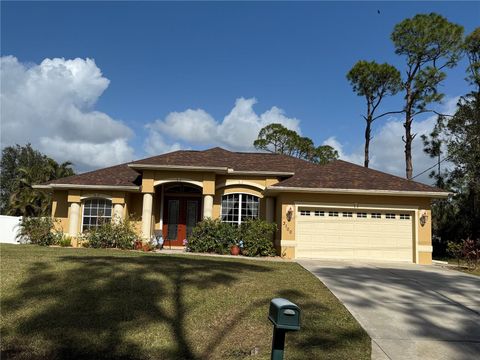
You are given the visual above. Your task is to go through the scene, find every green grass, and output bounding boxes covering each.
[446,260,480,276]
[0,244,370,360]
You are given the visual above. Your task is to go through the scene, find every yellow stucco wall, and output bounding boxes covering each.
[51,190,69,232]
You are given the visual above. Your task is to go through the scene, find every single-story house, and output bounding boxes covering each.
[35,147,448,264]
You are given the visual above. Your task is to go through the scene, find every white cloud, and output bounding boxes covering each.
[324,98,458,184]
[0,56,135,170]
[144,97,301,155]
[322,137,364,165]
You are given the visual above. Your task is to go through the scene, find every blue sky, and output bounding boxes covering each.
[1,1,479,182]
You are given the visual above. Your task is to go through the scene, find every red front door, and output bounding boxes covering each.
[163,197,201,246]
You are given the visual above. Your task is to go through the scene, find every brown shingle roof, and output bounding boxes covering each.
[46,163,141,187]
[130,147,311,172]
[272,160,443,192]
[43,147,443,193]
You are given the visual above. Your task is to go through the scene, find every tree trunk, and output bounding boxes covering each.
[404,85,414,179]
[404,110,413,179]
[364,116,372,168]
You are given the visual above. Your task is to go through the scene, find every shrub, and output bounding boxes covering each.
[447,241,463,267]
[82,219,140,250]
[56,233,72,247]
[462,238,480,270]
[187,219,239,254]
[240,219,277,257]
[17,216,57,246]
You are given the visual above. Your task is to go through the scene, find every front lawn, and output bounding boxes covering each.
[0,244,370,359]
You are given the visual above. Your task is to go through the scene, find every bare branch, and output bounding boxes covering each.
[372,110,406,121]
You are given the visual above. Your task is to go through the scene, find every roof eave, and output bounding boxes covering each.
[33,184,141,192]
[265,186,450,198]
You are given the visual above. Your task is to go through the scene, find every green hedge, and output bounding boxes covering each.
[240,219,277,257]
[17,217,72,246]
[187,218,277,257]
[81,219,140,250]
[187,219,238,254]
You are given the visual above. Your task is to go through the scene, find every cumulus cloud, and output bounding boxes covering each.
[324,98,458,184]
[0,56,135,170]
[144,97,301,155]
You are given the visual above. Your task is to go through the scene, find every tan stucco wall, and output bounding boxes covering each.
[418,252,432,264]
[51,190,68,232]
[276,192,432,264]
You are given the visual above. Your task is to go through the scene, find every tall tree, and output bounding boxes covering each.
[391,13,463,179]
[422,27,480,250]
[253,123,338,164]
[347,60,402,167]
[0,144,75,216]
[464,27,480,91]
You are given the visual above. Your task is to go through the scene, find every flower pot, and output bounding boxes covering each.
[230,245,240,256]
[142,244,150,252]
[134,241,143,250]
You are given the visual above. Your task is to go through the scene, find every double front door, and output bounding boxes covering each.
[163,197,201,246]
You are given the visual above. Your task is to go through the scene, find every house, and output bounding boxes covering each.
[35,147,448,264]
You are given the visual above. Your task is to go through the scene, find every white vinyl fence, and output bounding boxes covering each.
[0,215,22,244]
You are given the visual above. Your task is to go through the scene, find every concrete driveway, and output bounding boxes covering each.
[297,260,480,360]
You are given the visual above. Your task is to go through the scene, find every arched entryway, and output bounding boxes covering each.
[156,182,203,247]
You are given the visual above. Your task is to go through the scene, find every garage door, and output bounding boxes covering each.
[296,207,414,261]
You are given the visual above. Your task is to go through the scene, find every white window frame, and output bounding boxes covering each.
[81,198,113,232]
[221,193,260,225]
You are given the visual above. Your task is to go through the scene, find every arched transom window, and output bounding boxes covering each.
[221,194,259,225]
[82,198,112,232]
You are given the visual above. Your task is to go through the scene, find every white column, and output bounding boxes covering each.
[68,202,80,236]
[141,193,153,240]
[203,194,213,219]
[113,203,124,224]
[266,197,274,223]
[159,185,164,230]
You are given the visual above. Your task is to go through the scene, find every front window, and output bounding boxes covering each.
[82,198,112,232]
[221,194,259,225]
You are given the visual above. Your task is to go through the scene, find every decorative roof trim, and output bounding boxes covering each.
[128,164,229,173]
[265,186,449,198]
[33,184,141,191]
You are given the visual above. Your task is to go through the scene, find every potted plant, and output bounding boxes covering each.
[230,240,244,256]
[230,243,240,255]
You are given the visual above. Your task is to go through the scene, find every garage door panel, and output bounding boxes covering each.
[296,207,413,262]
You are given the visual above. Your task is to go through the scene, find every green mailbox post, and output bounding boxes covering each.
[268,298,301,360]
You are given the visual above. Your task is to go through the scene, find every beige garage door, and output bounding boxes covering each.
[296,207,414,261]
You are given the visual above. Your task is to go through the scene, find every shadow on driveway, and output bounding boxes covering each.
[298,260,480,360]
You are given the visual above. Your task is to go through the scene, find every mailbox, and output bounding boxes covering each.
[268,298,301,331]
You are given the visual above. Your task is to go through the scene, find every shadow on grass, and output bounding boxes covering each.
[1,253,272,360]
